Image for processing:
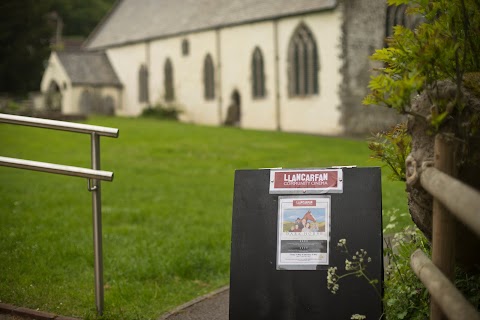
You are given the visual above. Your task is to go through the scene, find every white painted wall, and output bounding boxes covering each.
[41,53,122,115]
[40,52,73,114]
[150,30,219,125]
[86,9,344,135]
[106,43,148,116]
[277,11,344,135]
[70,86,122,114]
[219,21,277,131]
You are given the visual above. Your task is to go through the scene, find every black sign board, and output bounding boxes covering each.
[229,168,383,320]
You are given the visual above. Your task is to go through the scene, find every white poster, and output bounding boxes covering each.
[276,196,331,270]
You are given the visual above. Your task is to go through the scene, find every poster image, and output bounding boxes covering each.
[277,196,331,270]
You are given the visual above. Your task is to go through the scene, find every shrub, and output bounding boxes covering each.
[329,216,480,319]
[368,122,411,181]
[383,227,430,319]
[141,103,182,121]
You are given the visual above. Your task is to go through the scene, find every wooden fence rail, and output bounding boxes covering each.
[411,250,480,320]
[410,134,480,320]
[420,167,480,237]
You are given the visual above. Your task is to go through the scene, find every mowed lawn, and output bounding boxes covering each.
[0,117,409,319]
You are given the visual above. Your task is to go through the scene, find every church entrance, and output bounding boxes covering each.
[45,80,62,112]
[224,89,241,126]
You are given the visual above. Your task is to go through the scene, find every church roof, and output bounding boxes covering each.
[84,0,337,50]
[56,51,122,87]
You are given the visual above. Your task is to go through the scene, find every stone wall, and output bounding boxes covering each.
[339,0,403,135]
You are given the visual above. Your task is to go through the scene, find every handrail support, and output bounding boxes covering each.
[91,132,104,316]
[0,113,117,316]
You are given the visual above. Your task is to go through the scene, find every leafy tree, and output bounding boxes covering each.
[0,0,115,96]
[0,0,53,96]
[50,0,116,37]
[364,0,480,130]
[364,0,480,271]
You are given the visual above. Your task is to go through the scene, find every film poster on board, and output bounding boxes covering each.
[276,196,331,270]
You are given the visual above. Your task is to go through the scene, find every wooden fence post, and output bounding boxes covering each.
[431,134,457,320]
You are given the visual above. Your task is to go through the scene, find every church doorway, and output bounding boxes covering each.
[45,80,62,112]
[224,89,241,126]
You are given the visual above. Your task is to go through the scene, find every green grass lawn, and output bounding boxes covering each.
[0,117,410,319]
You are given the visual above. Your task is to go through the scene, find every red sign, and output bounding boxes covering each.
[293,200,316,206]
[269,169,343,194]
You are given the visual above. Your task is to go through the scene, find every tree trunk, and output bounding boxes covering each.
[406,79,480,269]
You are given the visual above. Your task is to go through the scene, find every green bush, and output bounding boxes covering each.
[368,123,411,182]
[384,225,480,319]
[384,227,430,319]
[141,103,182,120]
[330,209,480,319]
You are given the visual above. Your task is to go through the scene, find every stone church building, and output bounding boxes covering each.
[40,0,415,135]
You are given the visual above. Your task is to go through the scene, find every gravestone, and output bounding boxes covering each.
[229,167,383,319]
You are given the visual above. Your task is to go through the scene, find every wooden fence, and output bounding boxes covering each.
[409,134,480,320]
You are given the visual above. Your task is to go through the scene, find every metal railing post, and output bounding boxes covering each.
[90,132,104,315]
[0,114,118,316]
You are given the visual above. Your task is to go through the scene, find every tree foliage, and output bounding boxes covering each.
[0,1,53,95]
[0,0,115,96]
[364,0,480,282]
[368,122,412,181]
[50,0,116,37]
[363,0,480,129]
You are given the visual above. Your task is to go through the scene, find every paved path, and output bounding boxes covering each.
[0,302,78,320]
[0,287,229,320]
[158,286,229,320]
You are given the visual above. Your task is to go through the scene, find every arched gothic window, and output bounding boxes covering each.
[288,23,319,97]
[138,64,149,103]
[181,39,189,56]
[386,4,407,39]
[252,47,265,98]
[46,80,62,111]
[164,58,175,101]
[385,4,425,44]
[203,54,215,100]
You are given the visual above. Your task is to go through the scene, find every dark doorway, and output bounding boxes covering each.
[45,81,62,112]
[224,89,241,126]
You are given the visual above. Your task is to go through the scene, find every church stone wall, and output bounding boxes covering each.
[339,0,403,135]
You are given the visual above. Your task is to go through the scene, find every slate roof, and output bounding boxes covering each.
[56,51,122,87]
[84,0,337,50]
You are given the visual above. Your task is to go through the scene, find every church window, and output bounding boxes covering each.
[385,4,425,43]
[386,4,407,39]
[164,58,175,101]
[203,54,215,100]
[288,23,319,97]
[182,39,189,56]
[138,64,149,103]
[252,47,265,98]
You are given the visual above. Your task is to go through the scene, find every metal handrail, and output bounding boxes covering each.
[0,156,114,181]
[0,113,118,316]
[0,113,119,137]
